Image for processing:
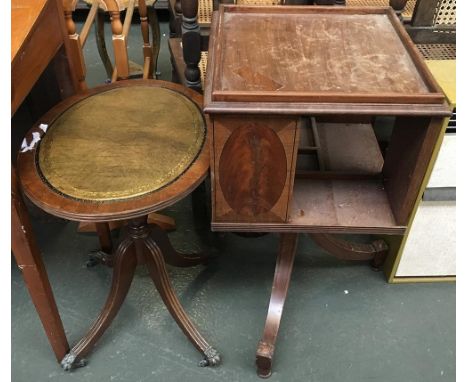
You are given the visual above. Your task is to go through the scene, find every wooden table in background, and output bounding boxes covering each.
[11,0,79,363]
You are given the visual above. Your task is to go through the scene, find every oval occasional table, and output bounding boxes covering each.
[16,80,221,371]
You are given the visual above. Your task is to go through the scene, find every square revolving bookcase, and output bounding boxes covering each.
[203,5,452,377]
[204,5,451,235]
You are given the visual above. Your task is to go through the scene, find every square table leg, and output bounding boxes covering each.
[11,168,69,362]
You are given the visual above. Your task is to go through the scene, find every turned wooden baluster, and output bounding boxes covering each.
[181,0,202,91]
[63,0,99,91]
[147,4,161,78]
[63,1,114,257]
[172,0,183,37]
[63,3,86,90]
[137,0,154,79]
[104,0,131,81]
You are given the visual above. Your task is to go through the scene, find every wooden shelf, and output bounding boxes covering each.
[297,122,384,175]
[212,178,405,235]
[294,122,399,233]
[289,178,403,234]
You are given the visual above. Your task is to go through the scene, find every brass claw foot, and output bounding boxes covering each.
[61,352,87,371]
[198,346,221,367]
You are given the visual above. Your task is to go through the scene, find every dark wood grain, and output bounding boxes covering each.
[14,1,215,371]
[406,27,456,44]
[181,0,201,89]
[219,124,288,217]
[406,0,455,43]
[95,10,114,79]
[212,178,405,234]
[212,115,299,223]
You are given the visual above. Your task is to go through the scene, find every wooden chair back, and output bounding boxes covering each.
[408,0,456,43]
[62,0,155,90]
[63,0,99,90]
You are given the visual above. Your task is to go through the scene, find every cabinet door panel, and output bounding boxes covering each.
[212,115,299,223]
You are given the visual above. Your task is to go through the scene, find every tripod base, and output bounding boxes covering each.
[62,216,220,370]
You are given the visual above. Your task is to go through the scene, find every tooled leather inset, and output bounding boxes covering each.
[37,86,205,202]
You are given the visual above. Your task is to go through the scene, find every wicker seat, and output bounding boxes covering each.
[196,0,416,29]
[347,0,416,19]
[416,43,456,60]
[198,0,284,27]
[198,0,212,26]
[432,0,456,26]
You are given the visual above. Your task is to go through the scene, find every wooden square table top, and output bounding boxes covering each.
[204,5,450,116]
[37,86,206,202]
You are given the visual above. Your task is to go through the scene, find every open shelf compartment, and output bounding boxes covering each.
[289,178,403,234]
[212,117,438,234]
[291,120,403,234]
[211,113,443,235]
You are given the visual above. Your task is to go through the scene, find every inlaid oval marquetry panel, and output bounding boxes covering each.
[219,124,287,216]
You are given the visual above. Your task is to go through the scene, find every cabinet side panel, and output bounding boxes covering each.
[383,116,444,225]
[213,115,297,223]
